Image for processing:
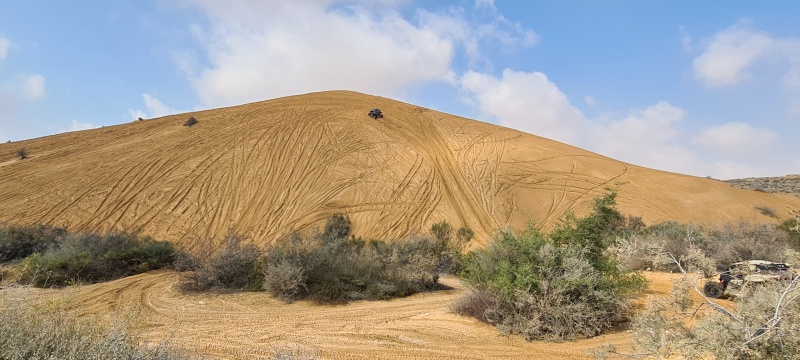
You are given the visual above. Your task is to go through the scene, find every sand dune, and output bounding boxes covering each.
[1,90,798,248]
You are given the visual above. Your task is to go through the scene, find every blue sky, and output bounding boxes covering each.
[1,1,799,179]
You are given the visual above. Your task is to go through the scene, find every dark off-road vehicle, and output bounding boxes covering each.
[368,109,384,120]
[703,260,796,299]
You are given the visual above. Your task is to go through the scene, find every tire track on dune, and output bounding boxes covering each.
[383,114,497,237]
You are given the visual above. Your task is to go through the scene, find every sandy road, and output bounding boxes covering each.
[0,270,697,360]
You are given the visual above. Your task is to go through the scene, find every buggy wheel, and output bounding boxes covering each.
[703,282,724,298]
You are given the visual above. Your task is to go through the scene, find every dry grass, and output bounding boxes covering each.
[0,295,192,360]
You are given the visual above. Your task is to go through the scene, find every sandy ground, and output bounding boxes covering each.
[1,270,716,360]
[1,91,798,249]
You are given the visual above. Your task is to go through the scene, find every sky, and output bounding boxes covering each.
[1,1,799,179]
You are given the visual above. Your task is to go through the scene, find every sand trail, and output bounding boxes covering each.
[1,271,697,359]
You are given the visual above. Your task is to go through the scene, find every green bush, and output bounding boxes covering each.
[0,224,66,262]
[454,190,646,341]
[0,298,191,360]
[179,231,262,291]
[16,230,175,287]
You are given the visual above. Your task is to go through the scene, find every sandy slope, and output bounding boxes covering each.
[1,270,701,359]
[1,91,799,248]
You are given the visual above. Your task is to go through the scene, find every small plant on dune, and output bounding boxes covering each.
[183,116,198,127]
[16,148,27,159]
[455,225,474,245]
[756,205,778,218]
[430,220,453,242]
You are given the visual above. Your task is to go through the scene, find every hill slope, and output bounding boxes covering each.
[1,91,798,247]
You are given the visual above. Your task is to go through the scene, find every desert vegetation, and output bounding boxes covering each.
[609,219,794,274]
[596,244,800,359]
[0,297,190,360]
[453,190,647,341]
[0,225,175,287]
[179,214,464,304]
[176,230,263,292]
[725,174,800,197]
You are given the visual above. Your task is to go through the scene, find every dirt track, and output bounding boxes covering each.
[1,91,798,249]
[1,271,700,359]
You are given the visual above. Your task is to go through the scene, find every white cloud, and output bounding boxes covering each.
[590,101,686,161]
[0,37,9,62]
[176,0,537,107]
[584,96,596,107]
[67,120,99,132]
[129,93,181,119]
[455,67,789,178]
[692,122,777,152]
[693,21,800,88]
[21,74,46,99]
[459,68,585,144]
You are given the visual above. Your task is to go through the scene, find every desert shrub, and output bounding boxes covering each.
[456,227,636,341]
[183,116,198,126]
[756,205,778,218]
[16,148,27,159]
[0,298,191,360]
[179,231,262,291]
[263,231,444,304]
[609,221,706,272]
[597,253,800,359]
[455,190,646,341]
[322,213,351,243]
[779,216,800,249]
[271,345,320,360]
[0,224,66,262]
[701,221,790,269]
[15,230,175,287]
[430,220,453,242]
[455,226,474,245]
[263,259,306,302]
